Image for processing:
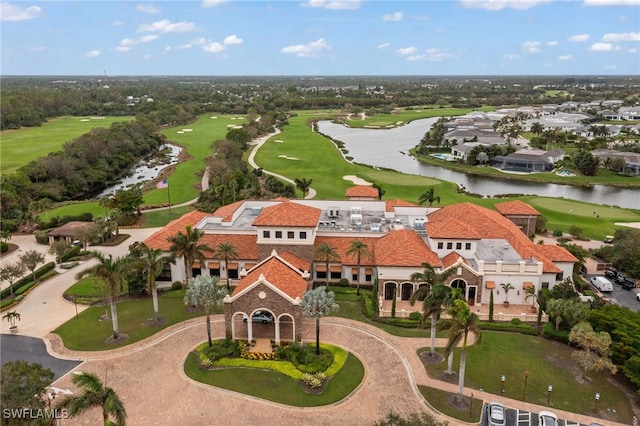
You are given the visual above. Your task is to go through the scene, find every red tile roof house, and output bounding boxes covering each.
[143,196,576,327]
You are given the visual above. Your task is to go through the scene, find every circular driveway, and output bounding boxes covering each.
[1,334,81,380]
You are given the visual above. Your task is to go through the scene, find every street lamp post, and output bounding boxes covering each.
[547,384,553,405]
[522,371,530,400]
[73,295,78,319]
[501,375,506,393]
[594,392,600,413]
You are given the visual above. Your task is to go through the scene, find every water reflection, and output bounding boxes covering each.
[317,119,639,209]
[97,144,182,198]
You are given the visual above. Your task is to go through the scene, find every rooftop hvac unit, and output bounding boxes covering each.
[251,207,263,215]
[350,214,362,225]
[413,218,426,230]
[328,207,340,218]
[350,206,362,215]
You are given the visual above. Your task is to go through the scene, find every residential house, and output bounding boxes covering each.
[489,148,564,172]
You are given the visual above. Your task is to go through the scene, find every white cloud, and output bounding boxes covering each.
[179,44,192,49]
[558,54,573,60]
[407,55,426,61]
[136,4,159,14]
[164,46,172,52]
[85,50,100,58]
[396,46,418,56]
[301,0,362,10]
[139,34,159,43]
[382,12,402,22]
[138,19,197,33]
[583,0,640,6]
[460,0,551,11]
[281,38,332,58]
[504,53,521,59]
[202,42,225,53]
[602,32,640,42]
[546,41,558,46]
[569,34,590,42]
[143,54,152,60]
[0,2,42,21]
[590,42,614,51]
[223,35,243,45]
[201,0,230,8]
[116,46,131,53]
[521,41,542,53]
[116,35,158,52]
[377,42,391,49]
[112,21,124,27]
[423,48,453,61]
[190,37,206,45]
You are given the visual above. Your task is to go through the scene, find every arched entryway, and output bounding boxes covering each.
[276,313,295,344]
[231,309,276,342]
[384,282,397,300]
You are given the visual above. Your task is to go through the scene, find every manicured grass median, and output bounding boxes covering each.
[54,289,209,351]
[422,331,632,423]
[183,349,364,406]
[418,385,483,423]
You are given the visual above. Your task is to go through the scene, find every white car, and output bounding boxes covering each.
[487,402,505,426]
[538,410,559,426]
[636,293,640,302]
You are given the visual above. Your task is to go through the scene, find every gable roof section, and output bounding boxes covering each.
[143,210,210,251]
[346,185,378,198]
[211,200,245,222]
[252,200,321,227]
[426,218,481,239]
[428,203,562,273]
[200,234,258,260]
[535,245,579,263]
[442,251,466,269]
[374,229,441,268]
[495,200,540,216]
[279,250,311,272]
[385,199,419,212]
[231,255,308,301]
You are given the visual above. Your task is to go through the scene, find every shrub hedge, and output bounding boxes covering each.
[0,261,55,299]
[542,321,570,343]
[479,321,538,335]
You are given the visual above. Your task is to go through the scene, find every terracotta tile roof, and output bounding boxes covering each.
[442,251,466,269]
[346,185,378,198]
[374,229,441,268]
[385,199,419,212]
[535,245,579,263]
[200,234,258,260]
[211,200,245,222]
[252,200,321,227]
[279,250,311,272]
[428,203,563,273]
[495,200,541,216]
[426,219,481,239]
[232,256,308,300]
[314,236,379,266]
[143,210,210,251]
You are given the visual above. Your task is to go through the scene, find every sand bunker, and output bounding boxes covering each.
[211,116,218,119]
[343,175,372,185]
[274,139,284,143]
[80,119,90,122]
[230,117,236,120]
[91,117,106,120]
[177,131,184,134]
[182,129,193,132]
[615,222,640,230]
[278,155,299,160]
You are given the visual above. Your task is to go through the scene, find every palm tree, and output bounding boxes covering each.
[418,187,440,206]
[294,177,313,198]
[314,242,340,286]
[184,275,227,347]
[525,286,537,310]
[530,122,544,136]
[77,252,128,340]
[56,371,126,426]
[300,286,339,355]
[134,243,175,322]
[168,225,211,283]
[409,263,456,357]
[441,299,482,402]
[345,240,370,295]
[500,283,514,304]
[215,242,239,289]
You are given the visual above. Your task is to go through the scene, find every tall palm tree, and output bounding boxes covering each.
[77,252,128,340]
[57,371,126,426]
[530,122,544,136]
[314,242,340,286]
[184,275,227,347]
[441,299,482,402]
[168,225,211,283]
[215,242,239,289]
[409,263,456,357]
[134,243,175,322]
[294,177,313,198]
[345,240,370,295]
[418,187,440,206]
[300,286,339,355]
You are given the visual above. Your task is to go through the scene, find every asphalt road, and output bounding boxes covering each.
[586,274,639,312]
[1,334,81,380]
[481,402,593,426]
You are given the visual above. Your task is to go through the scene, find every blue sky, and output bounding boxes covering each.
[1,0,639,76]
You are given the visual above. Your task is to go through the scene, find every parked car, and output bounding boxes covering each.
[538,410,559,426]
[590,276,613,292]
[621,279,637,290]
[242,311,274,324]
[71,240,83,248]
[603,235,614,244]
[604,268,618,280]
[636,293,640,302]
[487,402,505,426]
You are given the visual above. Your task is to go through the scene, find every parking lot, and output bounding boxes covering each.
[586,273,639,312]
[481,403,594,426]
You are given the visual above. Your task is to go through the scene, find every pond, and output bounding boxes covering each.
[316,119,639,210]
[97,144,182,198]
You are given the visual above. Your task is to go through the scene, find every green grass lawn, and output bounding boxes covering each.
[64,276,104,296]
[343,106,495,129]
[1,116,134,175]
[53,289,211,351]
[141,206,195,227]
[422,331,633,423]
[418,385,483,423]
[183,350,364,406]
